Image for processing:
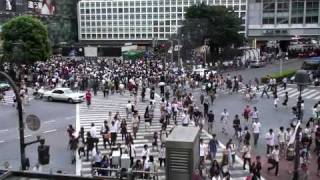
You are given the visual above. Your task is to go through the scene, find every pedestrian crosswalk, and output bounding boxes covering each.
[76,90,253,179]
[1,90,15,105]
[218,85,320,101]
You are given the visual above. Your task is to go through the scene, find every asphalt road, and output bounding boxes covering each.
[0,99,76,173]
[223,59,303,83]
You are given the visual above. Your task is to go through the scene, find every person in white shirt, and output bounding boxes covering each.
[274,96,279,109]
[221,109,229,134]
[267,145,280,176]
[265,129,275,155]
[199,139,207,162]
[110,121,117,146]
[89,123,97,138]
[142,144,150,160]
[89,123,98,150]
[252,119,261,147]
[158,143,166,167]
[278,127,286,158]
[251,107,259,122]
[241,141,251,170]
[126,100,132,120]
[182,110,190,126]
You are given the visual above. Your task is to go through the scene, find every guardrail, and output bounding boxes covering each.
[92,167,165,180]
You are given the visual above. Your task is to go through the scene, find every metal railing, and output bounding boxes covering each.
[92,167,165,180]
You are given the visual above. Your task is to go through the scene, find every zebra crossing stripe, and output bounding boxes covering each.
[305,92,320,99]
[277,87,295,96]
[301,89,317,97]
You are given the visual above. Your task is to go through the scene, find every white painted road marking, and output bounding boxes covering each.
[0,140,5,143]
[0,129,9,133]
[24,135,32,138]
[42,129,57,134]
[43,120,56,124]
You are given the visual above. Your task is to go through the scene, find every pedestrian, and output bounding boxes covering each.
[152,132,159,151]
[210,160,220,179]
[209,134,219,160]
[252,119,261,147]
[233,114,241,137]
[132,112,140,139]
[89,123,98,150]
[265,129,275,155]
[220,109,229,134]
[220,151,230,179]
[282,77,287,90]
[260,84,269,98]
[226,139,236,166]
[69,134,78,164]
[267,145,279,176]
[207,110,214,134]
[120,119,127,140]
[126,141,136,167]
[278,126,286,158]
[243,105,251,123]
[282,91,288,107]
[241,141,251,170]
[110,121,117,146]
[100,120,111,149]
[144,106,151,129]
[159,143,166,167]
[85,89,92,108]
[251,107,259,123]
[274,95,279,109]
[126,100,132,120]
[243,126,251,145]
[182,110,190,126]
[250,156,262,180]
[85,132,94,161]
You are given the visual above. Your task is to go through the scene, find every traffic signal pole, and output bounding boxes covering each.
[0,71,26,170]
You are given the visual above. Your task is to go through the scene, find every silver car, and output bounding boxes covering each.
[43,88,84,103]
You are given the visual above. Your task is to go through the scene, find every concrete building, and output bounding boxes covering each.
[77,0,248,44]
[247,0,320,48]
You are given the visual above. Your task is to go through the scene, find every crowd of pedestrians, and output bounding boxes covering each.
[2,53,320,180]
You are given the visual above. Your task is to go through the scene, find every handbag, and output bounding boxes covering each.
[103,133,111,139]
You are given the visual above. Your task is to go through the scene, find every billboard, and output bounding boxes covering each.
[28,0,56,15]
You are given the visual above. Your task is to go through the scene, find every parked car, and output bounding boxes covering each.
[0,81,10,91]
[42,88,84,103]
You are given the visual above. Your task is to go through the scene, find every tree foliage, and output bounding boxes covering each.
[2,16,51,64]
[179,4,244,62]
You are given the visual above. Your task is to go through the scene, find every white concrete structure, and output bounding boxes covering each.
[77,0,248,42]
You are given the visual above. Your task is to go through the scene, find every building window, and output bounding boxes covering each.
[262,17,275,24]
[306,0,319,24]
[277,0,289,13]
[291,0,305,24]
[263,0,275,13]
[277,17,289,24]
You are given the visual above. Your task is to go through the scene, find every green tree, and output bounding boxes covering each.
[179,4,244,62]
[2,16,51,64]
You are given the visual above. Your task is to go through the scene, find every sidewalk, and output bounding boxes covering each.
[249,149,319,180]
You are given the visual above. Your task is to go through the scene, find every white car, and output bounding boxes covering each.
[42,88,84,103]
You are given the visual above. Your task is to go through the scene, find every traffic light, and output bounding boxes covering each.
[38,144,50,165]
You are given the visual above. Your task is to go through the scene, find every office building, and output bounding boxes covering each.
[77,0,248,44]
[247,0,320,47]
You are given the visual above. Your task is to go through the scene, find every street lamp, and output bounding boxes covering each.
[293,70,311,180]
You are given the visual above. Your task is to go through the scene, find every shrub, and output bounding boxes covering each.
[261,69,297,84]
